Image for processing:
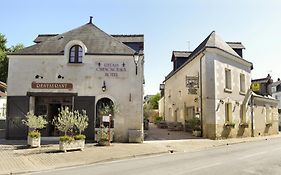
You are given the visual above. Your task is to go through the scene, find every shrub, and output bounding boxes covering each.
[28,130,41,138]
[189,116,201,131]
[53,107,89,136]
[154,116,163,124]
[60,135,75,142]
[74,134,86,140]
[22,111,48,131]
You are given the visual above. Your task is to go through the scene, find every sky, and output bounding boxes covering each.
[1,0,281,95]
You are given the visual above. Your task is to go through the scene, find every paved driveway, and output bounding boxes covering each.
[145,123,200,141]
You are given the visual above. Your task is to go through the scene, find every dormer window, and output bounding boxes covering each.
[69,45,83,63]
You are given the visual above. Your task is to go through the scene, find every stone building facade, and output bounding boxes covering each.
[6,18,144,142]
[159,31,279,139]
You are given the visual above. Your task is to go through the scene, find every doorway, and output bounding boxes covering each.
[96,98,114,128]
[47,103,61,136]
[35,96,72,137]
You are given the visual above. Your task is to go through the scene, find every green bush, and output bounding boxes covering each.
[28,130,41,138]
[22,111,48,131]
[155,116,163,124]
[189,117,201,131]
[74,134,86,140]
[60,135,75,142]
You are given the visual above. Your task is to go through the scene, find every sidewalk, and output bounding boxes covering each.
[0,133,281,175]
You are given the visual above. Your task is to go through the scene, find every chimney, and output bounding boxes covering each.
[89,16,93,24]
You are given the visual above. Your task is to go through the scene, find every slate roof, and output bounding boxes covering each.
[164,31,253,81]
[10,22,136,55]
[271,80,281,87]
[111,35,144,43]
[226,42,245,49]
[33,34,58,43]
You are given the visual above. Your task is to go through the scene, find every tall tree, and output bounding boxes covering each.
[0,33,24,83]
[148,93,161,109]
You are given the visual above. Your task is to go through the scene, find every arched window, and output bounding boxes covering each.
[69,45,83,63]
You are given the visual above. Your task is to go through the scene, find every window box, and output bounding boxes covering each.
[239,122,249,128]
[224,88,232,93]
[224,121,235,129]
[265,123,272,127]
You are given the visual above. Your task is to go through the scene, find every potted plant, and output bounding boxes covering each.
[53,107,88,152]
[239,122,249,128]
[95,103,118,145]
[189,116,201,137]
[224,121,235,129]
[22,111,48,148]
[96,124,110,146]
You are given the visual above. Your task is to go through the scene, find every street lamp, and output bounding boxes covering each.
[133,52,140,75]
[102,81,106,92]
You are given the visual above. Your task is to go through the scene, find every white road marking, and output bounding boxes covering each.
[175,162,222,174]
[238,151,267,160]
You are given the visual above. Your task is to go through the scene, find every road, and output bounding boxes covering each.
[27,137,281,175]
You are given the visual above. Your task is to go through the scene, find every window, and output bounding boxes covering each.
[69,45,83,63]
[240,105,246,123]
[240,74,246,93]
[225,69,232,91]
[225,103,232,122]
[266,106,272,124]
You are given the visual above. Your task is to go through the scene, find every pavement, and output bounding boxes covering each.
[0,124,281,175]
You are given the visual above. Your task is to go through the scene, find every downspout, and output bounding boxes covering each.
[199,51,205,137]
[251,95,254,137]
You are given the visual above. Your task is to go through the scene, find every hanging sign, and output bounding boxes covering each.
[102,116,110,122]
[186,76,199,94]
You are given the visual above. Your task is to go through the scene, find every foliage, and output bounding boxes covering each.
[97,125,110,142]
[148,93,161,109]
[154,116,163,124]
[28,130,41,138]
[74,134,86,140]
[74,110,88,134]
[0,33,24,83]
[224,121,235,128]
[60,135,75,142]
[22,111,48,131]
[53,107,89,136]
[53,107,76,136]
[143,104,152,120]
[189,116,201,131]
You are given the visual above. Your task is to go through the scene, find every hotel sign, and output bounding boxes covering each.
[95,61,128,78]
[31,82,73,90]
[186,76,199,95]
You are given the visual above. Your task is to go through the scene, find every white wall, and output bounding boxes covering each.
[7,54,144,142]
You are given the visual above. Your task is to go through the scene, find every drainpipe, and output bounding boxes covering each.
[199,51,205,137]
[251,95,254,137]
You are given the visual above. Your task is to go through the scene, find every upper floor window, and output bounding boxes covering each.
[69,45,83,63]
[225,69,232,91]
[240,73,246,93]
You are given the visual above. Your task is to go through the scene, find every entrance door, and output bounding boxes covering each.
[47,103,61,136]
[35,96,72,137]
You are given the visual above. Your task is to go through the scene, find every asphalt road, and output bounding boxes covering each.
[27,137,281,175]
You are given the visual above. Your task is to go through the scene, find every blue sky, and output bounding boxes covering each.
[2,0,281,95]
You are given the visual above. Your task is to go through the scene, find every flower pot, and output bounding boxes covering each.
[59,140,85,152]
[27,136,41,148]
[98,139,110,146]
[192,130,201,137]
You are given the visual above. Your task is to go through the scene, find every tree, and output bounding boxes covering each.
[148,93,161,109]
[0,33,24,83]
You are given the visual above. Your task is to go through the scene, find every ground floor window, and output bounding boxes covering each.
[225,103,233,122]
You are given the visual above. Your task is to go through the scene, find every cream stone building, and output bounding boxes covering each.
[6,18,144,142]
[159,31,279,139]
